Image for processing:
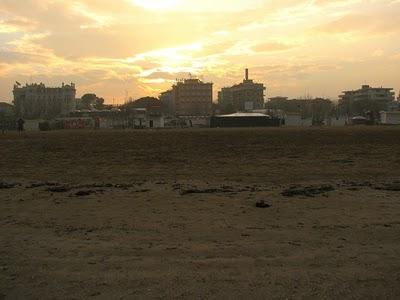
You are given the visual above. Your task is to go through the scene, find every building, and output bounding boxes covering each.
[392,91,400,109]
[218,69,266,112]
[338,85,395,116]
[340,85,395,103]
[167,78,213,116]
[123,108,164,129]
[211,112,280,128]
[387,101,400,111]
[0,102,14,117]
[159,90,174,116]
[380,111,400,125]
[122,97,164,128]
[0,102,15,130]
[13,82,76,119]
[160,79,213,117]
[283,112,312,127]
[350,116,368,125]
[125,97,163,114]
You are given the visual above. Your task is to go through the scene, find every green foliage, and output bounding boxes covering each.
[79,94,105,110]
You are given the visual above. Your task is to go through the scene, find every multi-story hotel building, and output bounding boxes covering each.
[218,69,266,112]
[160,78,213,117]
[13,82,76,119]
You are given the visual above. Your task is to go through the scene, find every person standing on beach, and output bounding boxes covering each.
[17,118,25,133]
[94,116,100,130]
[0,112,5,134]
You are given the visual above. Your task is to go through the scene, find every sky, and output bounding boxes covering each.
[0,0,399,103]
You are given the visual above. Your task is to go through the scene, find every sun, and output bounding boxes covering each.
[131,0,181,10]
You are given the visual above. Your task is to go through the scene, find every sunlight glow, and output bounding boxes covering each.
[0,0,399,102]
[131,0,180,10]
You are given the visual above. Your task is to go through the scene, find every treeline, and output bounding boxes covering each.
[338,97,394,116]
[76,94,107,110]
[266,98,335,121]
[267,97,398,119]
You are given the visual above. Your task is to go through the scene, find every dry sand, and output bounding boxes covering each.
[1,127,400,299]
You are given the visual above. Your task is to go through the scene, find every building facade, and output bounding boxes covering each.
[338,85,395,116]
[160,89,174,116]
[380,111,400,125]
[218,69,266,112]
[13,82,76,119]
[163,78,213,117]
[0,102,14,117]
[387,101,400,111]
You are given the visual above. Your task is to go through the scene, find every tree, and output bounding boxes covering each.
[79,94,105,110]
[339,98,390,117]
[94,97,105,109]
[122,97,161,113]
[220,103,235,114]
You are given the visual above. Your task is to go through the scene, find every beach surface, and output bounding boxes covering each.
[1,127,400,299]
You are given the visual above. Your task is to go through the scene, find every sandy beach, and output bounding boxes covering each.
[1,127,400,299]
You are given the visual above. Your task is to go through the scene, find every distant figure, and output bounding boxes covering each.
[94,117,100,130]
[1,120,5,134]
[17,118,25,133]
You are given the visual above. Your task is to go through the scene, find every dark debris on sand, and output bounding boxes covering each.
[179,187,233,195]
[0,181,19,189]
[73,190,98,197]
[374,183,400,192]
[24,181,143,194]
[255,200,271,208]
[47,186,71,193]
[175,183,256,196]
[282,184,335,198]
[26,182,47,189]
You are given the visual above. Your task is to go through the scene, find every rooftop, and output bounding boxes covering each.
[217,112,271,118]
[14,82,76,89]
[222,69,265,90]
[342,85,394,93]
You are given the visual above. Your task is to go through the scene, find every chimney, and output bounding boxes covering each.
[245,68,249,81]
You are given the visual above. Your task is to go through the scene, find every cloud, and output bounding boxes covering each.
[253,42,296,53]
[0,0,398,102]
[0,18,36,33]
[315,13,400,35]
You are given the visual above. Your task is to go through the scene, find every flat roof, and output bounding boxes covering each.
[380,111,400,114]
[216,112,271,118]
